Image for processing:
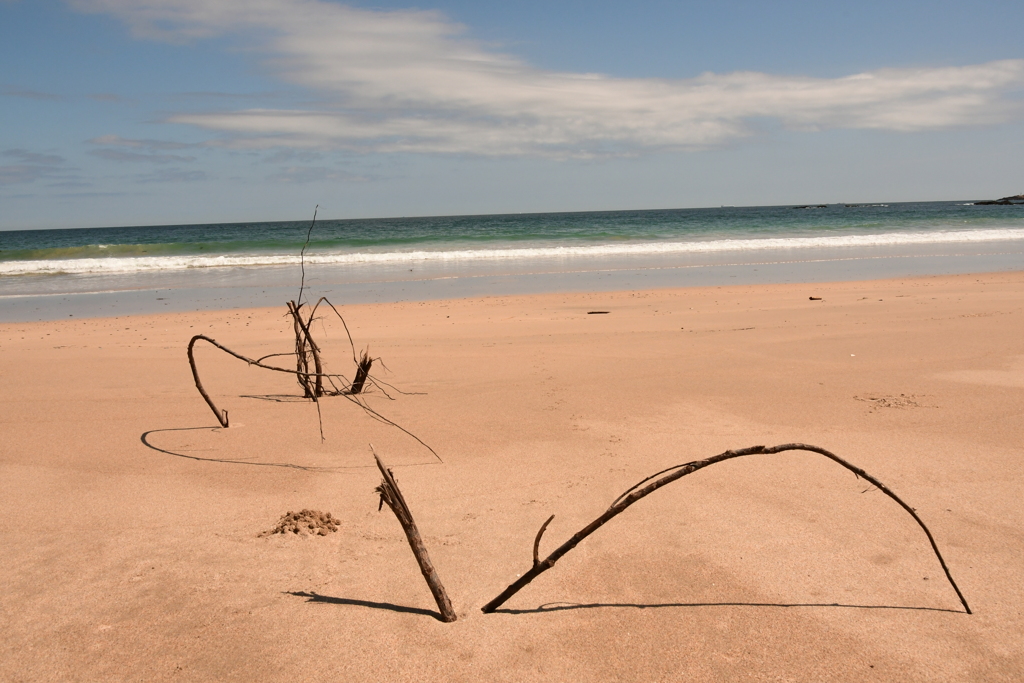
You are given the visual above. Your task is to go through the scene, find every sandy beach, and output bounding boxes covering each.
[2,271,1023,681]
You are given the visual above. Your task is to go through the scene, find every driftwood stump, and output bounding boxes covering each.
[351,349,373,395]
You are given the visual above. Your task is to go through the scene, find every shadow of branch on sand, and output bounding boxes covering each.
[285,591,447,621]
[493,600,963,615]
[140,426,356,471]
[140,426,443,471]
[239,394,309,403]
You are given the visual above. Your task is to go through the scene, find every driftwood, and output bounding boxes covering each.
[186,334,439,460]
[351,349,373,395]
[374,449,457,622]
[187,334,230,428]
[481,443,971,614]
[185,210,409,438]
[287,299,320,398]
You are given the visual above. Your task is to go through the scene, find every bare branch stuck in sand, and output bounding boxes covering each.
[481,443,971,615]
[351,348,373,395]
[373,448,457,622]
[182,208,438,455]
[184,333,441,460]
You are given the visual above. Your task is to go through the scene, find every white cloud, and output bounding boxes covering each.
[72,0,1024,157]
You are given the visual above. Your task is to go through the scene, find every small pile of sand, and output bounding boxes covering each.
[855,393,924,409]
[259,509,341,537]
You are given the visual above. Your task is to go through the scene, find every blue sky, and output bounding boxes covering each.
[2,0,1023,230]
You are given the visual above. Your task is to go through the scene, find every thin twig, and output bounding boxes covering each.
[255,351,299,364]
[297,205,317,308]
[308,296,358,366]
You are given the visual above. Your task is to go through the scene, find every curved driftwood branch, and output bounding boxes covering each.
[373,448,457,622]
[481,443,971,614]
[187,335,229,428]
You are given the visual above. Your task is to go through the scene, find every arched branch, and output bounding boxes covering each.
[481,444,971,614]
[187,335,229,428]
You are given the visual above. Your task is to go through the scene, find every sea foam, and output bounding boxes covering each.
[2,227,1023,277]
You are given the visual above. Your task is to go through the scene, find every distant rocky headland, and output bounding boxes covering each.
[974,194,1024,205]
[788,196,1024,209]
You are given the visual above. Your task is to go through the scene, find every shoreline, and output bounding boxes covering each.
[3,244,1021,322]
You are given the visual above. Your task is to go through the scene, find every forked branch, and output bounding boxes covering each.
[481,443,971,614]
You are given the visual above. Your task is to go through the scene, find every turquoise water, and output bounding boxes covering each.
[3,202,1023,276]
[1,202,1022,320]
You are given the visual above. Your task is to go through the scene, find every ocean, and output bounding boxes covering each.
[2,201,1022,321]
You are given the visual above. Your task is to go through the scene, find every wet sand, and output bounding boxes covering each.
[2,271,1022,681]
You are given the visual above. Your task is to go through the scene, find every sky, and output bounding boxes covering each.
[2,0,1023,230]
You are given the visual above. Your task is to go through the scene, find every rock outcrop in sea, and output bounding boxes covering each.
[975,194,1024,205]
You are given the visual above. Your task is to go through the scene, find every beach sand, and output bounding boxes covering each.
[2,271,1022,681]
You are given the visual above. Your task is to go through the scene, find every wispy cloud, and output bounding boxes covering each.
[73,0,1024,157]
[89,134,196,151]
[267,165,368,183]
[2,85,63,101]
[87,92,128,102]
[0,148,70,185]
[89,148,196,163]
[87,136,198,163]
[136,168,207,182]
[262,149,322,164]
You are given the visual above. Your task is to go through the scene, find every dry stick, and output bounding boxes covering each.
[481,443,971,614]
[373,448,457,622]
[287,301,315,398]
[288,300,325,397]
[185,335,442,461]
[293,206,319,397]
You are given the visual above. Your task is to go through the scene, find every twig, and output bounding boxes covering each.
[297,205,317,308]
[308,296,358,366]
[480,443,971,614]
[373,447,457,622]
[533,515,555,568]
